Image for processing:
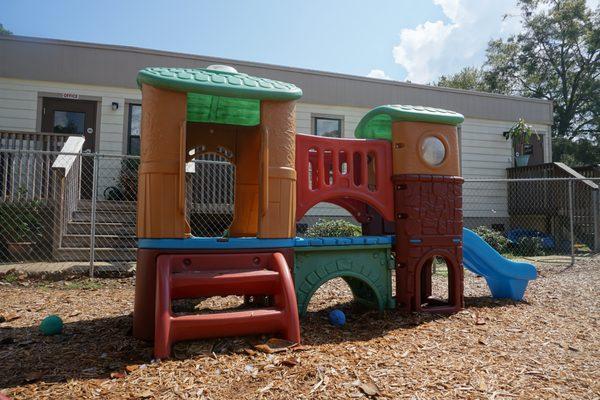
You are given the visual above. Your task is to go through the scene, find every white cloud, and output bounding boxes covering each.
[392,0,522,83]
[367,69,392,80]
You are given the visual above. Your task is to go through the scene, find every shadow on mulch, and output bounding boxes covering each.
[0,314,152,389]
[301,295,524,345]
[0,296,525,389]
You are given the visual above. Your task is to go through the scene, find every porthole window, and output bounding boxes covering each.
[421,136,446,166]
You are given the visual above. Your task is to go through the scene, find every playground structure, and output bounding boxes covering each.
[132,65,537,358]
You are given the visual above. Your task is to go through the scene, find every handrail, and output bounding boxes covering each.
[51,136,85,249]
[51,137,85,176]
[0,130,71,151]
[507,162,598,190]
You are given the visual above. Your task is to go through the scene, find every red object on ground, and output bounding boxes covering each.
[393,174,464,313]
[295,133,394,222]
[153,251,301,359]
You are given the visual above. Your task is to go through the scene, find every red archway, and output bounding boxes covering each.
[295,134,394,223]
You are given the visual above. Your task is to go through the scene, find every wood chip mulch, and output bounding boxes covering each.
[0,258,599,399]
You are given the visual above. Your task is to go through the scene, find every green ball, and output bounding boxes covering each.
[39,315,63,336]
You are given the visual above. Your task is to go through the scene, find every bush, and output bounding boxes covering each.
[473,226,509,253]
[305,219,362,238]
[513,236,545,257]
[0,200,44,243]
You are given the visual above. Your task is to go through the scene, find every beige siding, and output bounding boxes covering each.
[0,77,140,155]
[460,118,548,218]
[0,78,552,222]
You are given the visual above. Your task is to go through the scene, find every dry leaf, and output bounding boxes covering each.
[125,365,139,373]
[254,338,296,353]
[135,389,153,398]
[3,313,20,322]
[258,382,274,394]
[110,372,126,379]
[280,357,299,367]
[359,380,380,397]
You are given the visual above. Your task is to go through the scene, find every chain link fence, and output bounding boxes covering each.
[0,147,598,276]
[464,177,600,264]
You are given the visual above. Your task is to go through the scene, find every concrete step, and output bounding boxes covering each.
[71,210,137,223]
[53,247,137,262]
[66,221,135,235]
[77,200,137,212]
[61,234,137,249]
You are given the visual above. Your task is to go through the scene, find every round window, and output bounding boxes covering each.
[421,136,446,166]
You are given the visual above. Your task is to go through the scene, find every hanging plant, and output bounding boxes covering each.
[503,118,540,166]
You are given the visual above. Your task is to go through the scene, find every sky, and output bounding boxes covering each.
[2,0,529,84]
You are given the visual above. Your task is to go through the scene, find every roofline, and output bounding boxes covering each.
[1,35,552,105]
[0,35,554,124]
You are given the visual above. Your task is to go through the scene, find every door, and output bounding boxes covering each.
[41,98,97,198]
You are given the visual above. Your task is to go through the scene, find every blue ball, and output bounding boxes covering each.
[328,309,346,327]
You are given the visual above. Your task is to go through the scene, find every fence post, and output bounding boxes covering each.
[568,179,575,267]
[593,189,600,252]
[89,153,99,278]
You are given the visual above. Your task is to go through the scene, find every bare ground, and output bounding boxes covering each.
[0,258,599,399]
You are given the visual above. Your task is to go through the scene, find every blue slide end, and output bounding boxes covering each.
[462,228,537,301]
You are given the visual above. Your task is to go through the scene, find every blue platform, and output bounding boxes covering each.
[463,228,537,301]
[138,235,393,250]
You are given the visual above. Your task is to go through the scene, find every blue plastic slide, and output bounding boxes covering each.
[462,228,537,301]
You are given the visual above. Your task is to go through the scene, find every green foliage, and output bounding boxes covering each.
[0,23,11,36]
[473,226,510,254]
[513,236,545,257]
[485,0,600,142]
[305,219,362,238]
[436,0,600,166]
[552,137,600,166]
[0,199,43,243]
[503,118,540,156]
[435,67,492,92]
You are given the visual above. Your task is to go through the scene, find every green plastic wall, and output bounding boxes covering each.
[293,245,395,316]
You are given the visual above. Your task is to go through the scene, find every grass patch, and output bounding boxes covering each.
[37,280,102,290]
[1,272,19,284]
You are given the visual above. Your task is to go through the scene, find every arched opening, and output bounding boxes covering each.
[417,254,460,311]
[302,274,383,317]
[296,202,361,236]
[186,150,236,237]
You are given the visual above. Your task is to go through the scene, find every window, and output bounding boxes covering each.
[127,104,141,155]
[313,116,342,138]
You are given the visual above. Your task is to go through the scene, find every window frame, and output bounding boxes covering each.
[126,103,142,155]
[311,113,344,138]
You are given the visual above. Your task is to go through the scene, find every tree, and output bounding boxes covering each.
[486,0,599,142]
[0,23,12,35]
[435,67,490,91]
[435,0,600,165]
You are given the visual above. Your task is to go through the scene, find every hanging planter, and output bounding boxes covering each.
[503,118,539,167]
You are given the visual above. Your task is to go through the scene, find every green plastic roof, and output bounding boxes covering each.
[137,67,303,101]
[137,66,302,127]
[354,105,464,140]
